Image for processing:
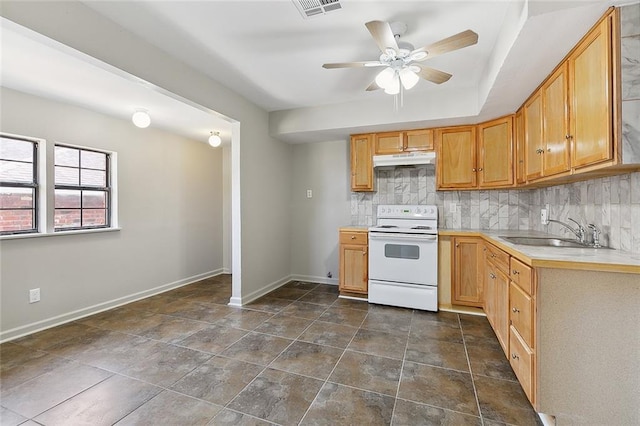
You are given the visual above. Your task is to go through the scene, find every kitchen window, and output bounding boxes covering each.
[54,144,111,231]
[0,135,39,235]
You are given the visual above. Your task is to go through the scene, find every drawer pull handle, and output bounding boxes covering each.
[512,307,520,313]
[512,353,519,360]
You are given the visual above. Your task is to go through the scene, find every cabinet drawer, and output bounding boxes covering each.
[510,257,534,295]
[510,282,534,348]
[485,243,509,273]
[340,231,368,245]
[509,326,535,405]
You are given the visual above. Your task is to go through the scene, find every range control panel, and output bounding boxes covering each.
[376,205,438,219]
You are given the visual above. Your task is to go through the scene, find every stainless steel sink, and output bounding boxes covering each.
[500,236,592,248]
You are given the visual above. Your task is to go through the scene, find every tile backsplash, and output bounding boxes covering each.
[350,168,640,253]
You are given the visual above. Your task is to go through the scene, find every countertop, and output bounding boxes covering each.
[339,226,369,232]
[439,229,640,274]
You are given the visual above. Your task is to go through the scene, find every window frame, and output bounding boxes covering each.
[0,134,40,236]
[53,143,112,232]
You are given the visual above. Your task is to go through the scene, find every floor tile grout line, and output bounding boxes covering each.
[296,306,367,426]
[389,308,415,426]
[459,315,485,426]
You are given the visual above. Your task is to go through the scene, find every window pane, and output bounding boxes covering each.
[82,190,106,208]
[55,146,79,167]
[81,150,106,170]
[0,209,33,232]
[82,209,106,226]
[0,138,33,162]
[0,160,34,183]
[0,187,34,209]
[55,165,79,185]
[55,189,81,208]
[81,169,106,187]
[55,209,81,229]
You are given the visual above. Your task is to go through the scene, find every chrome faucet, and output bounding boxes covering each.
[588,224,602,248]
[547,218,587,244]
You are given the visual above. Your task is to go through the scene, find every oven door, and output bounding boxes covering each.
[368,232,438,286]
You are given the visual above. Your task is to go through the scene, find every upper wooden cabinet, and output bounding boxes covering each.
[437,126,477,189]
[569,15,613,169]
[524,92,544,181]
[478,116,514,188]
[375,129,434,154]
[542,63,571,177]
[515,108,526,184]
[350,134,374,192]
[437,118,514,190]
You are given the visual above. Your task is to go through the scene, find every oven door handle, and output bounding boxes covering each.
[369,232,438,241]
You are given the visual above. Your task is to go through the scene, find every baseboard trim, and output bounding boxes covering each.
[230,274,293,307]
[290,274,338,286]
[0,268,226,343]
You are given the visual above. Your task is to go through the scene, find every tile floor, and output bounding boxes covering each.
[0,275,541,425]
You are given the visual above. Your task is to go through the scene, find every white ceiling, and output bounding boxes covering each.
[1,0,621,144]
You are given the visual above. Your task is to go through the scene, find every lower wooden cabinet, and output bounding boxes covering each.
[338,229,368,295]
[509,325,535,403]
[483,244,510,353]
[452,237,483,307]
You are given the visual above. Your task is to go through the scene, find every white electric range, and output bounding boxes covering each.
[368,205,438,311]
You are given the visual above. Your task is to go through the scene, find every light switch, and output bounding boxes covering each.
[306,189,312,198]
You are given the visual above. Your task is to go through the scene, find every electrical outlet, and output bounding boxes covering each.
[29,288,40,304]
[541,208,548,225]
[306,189,312,198]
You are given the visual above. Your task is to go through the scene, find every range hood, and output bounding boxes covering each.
[373,151,436,168]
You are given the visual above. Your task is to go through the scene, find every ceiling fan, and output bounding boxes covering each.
[323,21,479,95]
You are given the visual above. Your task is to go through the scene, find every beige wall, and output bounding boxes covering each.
[290,140,351,283]
[0,88,224,340]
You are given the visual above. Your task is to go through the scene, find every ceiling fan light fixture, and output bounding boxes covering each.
[383,73,400,95]
[375,67,395,89]
[399,68,420,90]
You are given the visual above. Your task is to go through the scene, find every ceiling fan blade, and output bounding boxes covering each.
[365,20,399,53]
[322,61,385,69]
[366,80,382,91]
[416,66,452,84]
[413,29,479,59]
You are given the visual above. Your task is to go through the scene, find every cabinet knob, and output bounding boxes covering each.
[455,243,459,247]
[512,269,519,275]
[472,168,477,172]
[512,353,519,360]
[565,134,573,139]
[351,236,356,239]
[363,251,367,256]
[547,148,551,152]
[536,148,544,154]
[491,253,496,258]
[512,307,520,313]
[478,168,483,171]
[489,273,496,279]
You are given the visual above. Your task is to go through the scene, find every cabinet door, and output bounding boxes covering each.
[569,17,613,169]
[339,243,368,294]
[350,134,374,191]
[542,64,571,176]
[452,237,483,307]
[375,132,403,154]
[515,108,526,184]
[485,259,509,354]
[436,126,477,189]
[524,92,543,181]
[478,116,514,188]
[405,129,434,151]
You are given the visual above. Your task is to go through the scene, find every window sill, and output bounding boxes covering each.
[0,227,121,240]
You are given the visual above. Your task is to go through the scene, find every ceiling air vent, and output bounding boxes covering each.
[292,0,342,19]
